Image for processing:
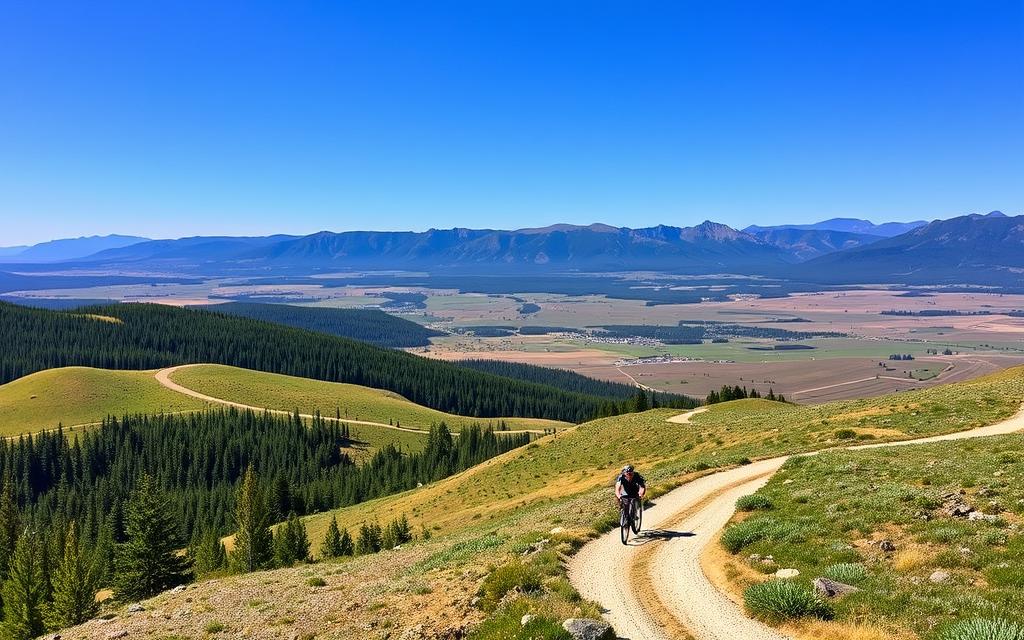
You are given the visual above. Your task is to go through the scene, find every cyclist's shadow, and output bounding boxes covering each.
[626,529,695,546]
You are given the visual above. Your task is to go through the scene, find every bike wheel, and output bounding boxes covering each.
[632,500,643,534]
[620,503,631,544]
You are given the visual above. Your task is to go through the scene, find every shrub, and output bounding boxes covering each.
[720,517,801,554]
[822,563,866,584]
[743,581,833,622]
[306,576,326,587]
[478,562,543,610]
[205,621,226,634]
[736,494,774,512]
[469,608,572,640]
[939,618,1024,640]
[834,429,857,440]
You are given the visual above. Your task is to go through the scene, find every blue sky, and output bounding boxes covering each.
[1,1,1021,245]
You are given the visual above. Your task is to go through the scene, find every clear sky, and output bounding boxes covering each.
[1,1,1021,245]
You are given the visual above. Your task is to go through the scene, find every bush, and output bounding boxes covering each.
[306,576,326,587]
[720,517,801,554]
[939,618,1024,640]
[469,608,572,640]
[822,563,866,584]
[834,429,857,440]
[743,581,833,622]
[478,562,543,610]
[736,494,774,512]
[205,621,226,634]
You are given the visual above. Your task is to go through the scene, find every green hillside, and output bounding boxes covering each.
[0,367,207,437]
[168,364,569,433]
[0,301,662,422]
[720,434,1024,638]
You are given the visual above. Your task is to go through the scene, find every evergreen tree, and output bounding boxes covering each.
[91,522,115,588]
[231,467,274,573]
[355,523,382,555]
[0,529,46,640]
[319,516,344,559]
[274,513,310,567]
[0,476,20,620]
[189,529,227,577]
[633,390,649,412]
[114,474,190,601]
[338,529,354,556]
[46,521,99,629]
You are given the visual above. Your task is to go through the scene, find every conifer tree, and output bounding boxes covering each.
[338,528,354,556]
[319,516,344,559]
[0,476,20,620]
[46,521,99,629]
[114,474,190,601]
[231,467,274,573]
[91,521,115,588]
[274,513,310,567]
[189,529,227,577]
[0,529,46,640]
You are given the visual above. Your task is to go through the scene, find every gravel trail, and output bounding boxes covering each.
[569,406,1024,640]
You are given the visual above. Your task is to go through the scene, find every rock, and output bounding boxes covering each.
[470,596,481,608]
[930,570,951,583]
[399,624,426,640]
[748,553,762,562]
[169,584,186,594]
[813,577,860,598]
[521,614,535,626]
[562,618,614,640]
[550,527,564,534]
[106,632,128,640]
[126,602,144,613]
[968,511,1000,523]
[775,568,800,579]
[879,540,897,552]
[959,546,973,556]
[45,635,61,640]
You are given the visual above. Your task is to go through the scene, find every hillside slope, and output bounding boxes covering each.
[0,366,207,436]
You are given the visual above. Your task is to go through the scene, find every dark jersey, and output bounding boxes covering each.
[616,472,646,498]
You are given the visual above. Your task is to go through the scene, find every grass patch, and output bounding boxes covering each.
[939,618,1024,640]
[736,494,774,512]
[478,561,543,611]
[743,581,833,622]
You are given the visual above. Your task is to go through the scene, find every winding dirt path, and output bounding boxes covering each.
[569,406,1024,640]
[154,364,548,436]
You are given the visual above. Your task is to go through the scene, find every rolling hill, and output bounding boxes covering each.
[0,234,150,263]
[746,227,882,261]
[0,366,207,436]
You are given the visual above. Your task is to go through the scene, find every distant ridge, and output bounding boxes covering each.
[0,234,150,263]
[745,217,928,238]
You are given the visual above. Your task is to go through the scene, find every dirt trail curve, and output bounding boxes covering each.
[154,364,548,436]
[569,405,1024,640]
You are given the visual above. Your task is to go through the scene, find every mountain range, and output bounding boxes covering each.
[0,234,150,262]
[1,212,1020,288]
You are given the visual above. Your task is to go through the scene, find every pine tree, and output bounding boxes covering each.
[91,521,115,588]
[274,513,310,567]
[46,521,99,629]
[355,523,382,555]
[0,476,20,620]
[319,516,344,559]
[114,474,190,601]
[231,467,274,573]
[338,528,354,556]
[189,529,227,577]
[0,529,46,640]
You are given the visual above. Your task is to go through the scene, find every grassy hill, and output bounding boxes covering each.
[169,364,569,434]
[54,366,1024,640]
[0,367,207,437]
[718,434,1024,639]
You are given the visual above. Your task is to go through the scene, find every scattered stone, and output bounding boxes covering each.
[521,614,535,626]
[106,632,128,640]
[930,570,951,583]
[968,512,1000,523]
[813,577,860,598]
[775,568,800,579]
[126,603,144,613]
[782,479,794,485]
[399,624,426,640]
[879,540,897,552]
[562,618,614,640]
[469,596,481,608]
[45,635,61,640]
[959,547,973,556]
[977,487,996,497]
[169,584,186,594]
[550,527,564,534]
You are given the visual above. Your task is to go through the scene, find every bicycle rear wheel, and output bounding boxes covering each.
[619,501,631,544]
[631,499,643,534]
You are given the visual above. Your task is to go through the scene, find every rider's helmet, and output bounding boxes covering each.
[622,464,634,474]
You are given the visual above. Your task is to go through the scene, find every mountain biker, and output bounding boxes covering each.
[615,464,646,510]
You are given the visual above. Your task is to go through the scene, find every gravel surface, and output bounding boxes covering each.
[569,406,1024,640]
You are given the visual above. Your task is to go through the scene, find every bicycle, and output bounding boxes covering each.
[619,495,644,544]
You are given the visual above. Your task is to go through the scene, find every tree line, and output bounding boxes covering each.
[705,385,786,405]
[0,301,657,422]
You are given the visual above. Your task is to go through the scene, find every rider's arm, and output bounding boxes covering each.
[614,478,623,500]
[638,476,647,498]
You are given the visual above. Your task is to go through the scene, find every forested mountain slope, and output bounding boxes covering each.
[0,301,676,422]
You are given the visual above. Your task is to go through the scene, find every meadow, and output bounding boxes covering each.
[0,366,207,436]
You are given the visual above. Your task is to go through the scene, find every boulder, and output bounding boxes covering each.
[562,618,614,640]
[126,603,144,613]
[812,577,860,598]
[521,614,535,626]
[929,570,951,583]
[774,568,800,579]
[879,539,896,552]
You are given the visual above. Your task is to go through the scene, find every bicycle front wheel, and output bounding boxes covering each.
[620,503,631,544]
[631,499,643,534]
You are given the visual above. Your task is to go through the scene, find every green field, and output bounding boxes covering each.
[570,337,939,362]
[0,367,208,437]
[721,434,1024,638]
[169,364,570,433]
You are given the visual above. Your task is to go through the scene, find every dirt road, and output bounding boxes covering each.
[569,406,1024,640]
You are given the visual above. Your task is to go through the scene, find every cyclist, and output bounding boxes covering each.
[615,464,646,509]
